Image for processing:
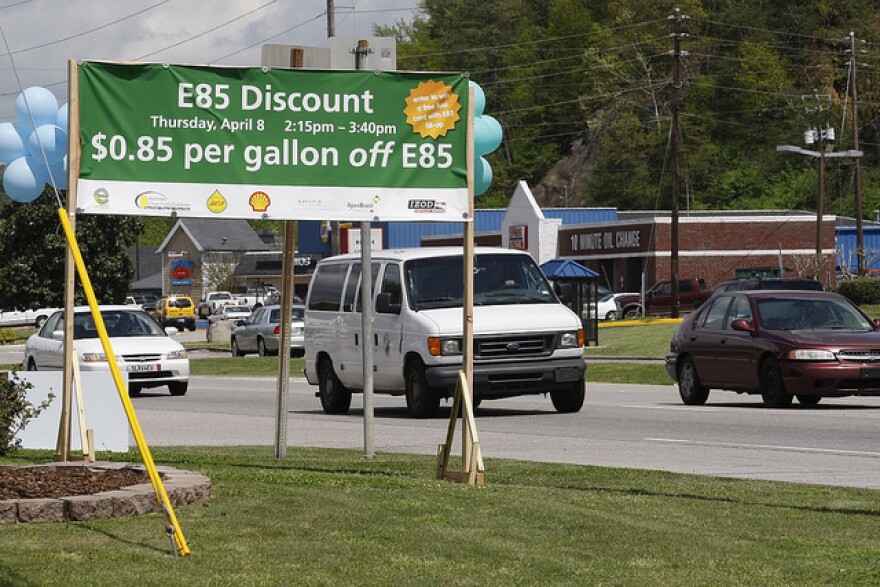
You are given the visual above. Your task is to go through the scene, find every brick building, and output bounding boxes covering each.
[558,211,837,292]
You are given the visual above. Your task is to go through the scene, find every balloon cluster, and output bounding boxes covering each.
[0,87,68,202]
[469,80,503,196]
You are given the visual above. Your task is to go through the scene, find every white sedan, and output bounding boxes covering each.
[23,306,190,397]
[584,293,638,321]
[0,307,61,328]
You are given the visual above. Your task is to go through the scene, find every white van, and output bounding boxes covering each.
[304,247,586,418]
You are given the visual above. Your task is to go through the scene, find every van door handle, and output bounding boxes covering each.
[354,333,359,346]
[374,334,379,346]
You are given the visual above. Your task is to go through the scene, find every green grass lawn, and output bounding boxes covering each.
[2,446,880,585]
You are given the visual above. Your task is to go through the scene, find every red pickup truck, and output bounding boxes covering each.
[616,278,710,319]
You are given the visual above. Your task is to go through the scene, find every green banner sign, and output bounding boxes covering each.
[76,61,470,221]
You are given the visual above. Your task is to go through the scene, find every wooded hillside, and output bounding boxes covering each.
[379,0,880,217]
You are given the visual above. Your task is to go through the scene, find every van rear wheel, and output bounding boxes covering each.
[319,360,351,414]
[550,379,585,413]
[405,362,441,418]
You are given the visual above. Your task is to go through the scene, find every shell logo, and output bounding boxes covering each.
[249,191,271,212]
[206,190,227,213]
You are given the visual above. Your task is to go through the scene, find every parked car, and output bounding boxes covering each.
[665,290,880,408]
[616,278,711,319]
[151,295,197,331]
[711,277,823,296]
[237,286,280,309]
[0,306,61,328]
[209,305,252,323]
[197,291,241,318]
[230,304,305,357]
[23,306,189,396]
[585,292,637,321]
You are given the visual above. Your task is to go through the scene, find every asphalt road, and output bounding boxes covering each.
[131,375,880,490]
[7,329,880,490]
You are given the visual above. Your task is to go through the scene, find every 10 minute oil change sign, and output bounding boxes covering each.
[76,61,469,221]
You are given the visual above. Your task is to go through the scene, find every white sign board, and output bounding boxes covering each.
[12,371,129,452]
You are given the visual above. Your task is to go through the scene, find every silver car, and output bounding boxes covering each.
[230,305,305,357]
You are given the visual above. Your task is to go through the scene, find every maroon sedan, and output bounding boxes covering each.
[665,290,880,407]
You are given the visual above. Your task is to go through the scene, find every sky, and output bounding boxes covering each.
[0,0,422,122]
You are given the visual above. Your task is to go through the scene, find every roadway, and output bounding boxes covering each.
[6,329,880,490]
[132,375,880,490]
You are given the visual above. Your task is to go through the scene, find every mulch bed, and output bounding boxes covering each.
[0,465,150,500]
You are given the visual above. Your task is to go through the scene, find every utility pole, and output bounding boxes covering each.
[849,32,865,276]
[326,0,340,256]
[813,90,827,258]
[327,0,334,38]
[669,8,685,318]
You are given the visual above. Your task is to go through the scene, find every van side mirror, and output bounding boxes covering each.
[555,282,573,304]
[376,292,401,315]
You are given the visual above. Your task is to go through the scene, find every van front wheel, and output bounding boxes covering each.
[405,362,441,418]
[550,379,585,413]
[319,360,351,414]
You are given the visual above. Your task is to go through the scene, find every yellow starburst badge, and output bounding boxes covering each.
[206,190,227,213]
[404,80,462,139]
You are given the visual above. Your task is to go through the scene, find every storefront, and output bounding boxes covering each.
[558,211,838,292]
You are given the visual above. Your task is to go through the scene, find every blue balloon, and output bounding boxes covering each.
[474,156,492,196]
[56,103,68,133]
[15,87,58,127]
[3,155,47,202]
[0,121,25,164]
[474,114,503,156]
[15,121,36,149]
[28,124,66,165]
[48,155,67,190]
[469,80,486,117]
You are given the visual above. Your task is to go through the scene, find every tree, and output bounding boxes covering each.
[0,191,142,309]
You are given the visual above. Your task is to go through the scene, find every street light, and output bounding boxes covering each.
[775,141,863,257]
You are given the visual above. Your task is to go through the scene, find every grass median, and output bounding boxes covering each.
[2,445,880,585]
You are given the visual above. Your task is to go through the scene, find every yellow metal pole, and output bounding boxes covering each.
[56,207,191,557]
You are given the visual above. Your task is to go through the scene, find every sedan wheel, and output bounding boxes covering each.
[760,358,792,408]
[677,356,710,405]
[258,338,270,357]
[231,337,245,357]
[168,382,188,396]
[604,311,617,321]
[796,394,821,406]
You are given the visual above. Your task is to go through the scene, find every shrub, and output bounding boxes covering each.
[0,329,14,344]
[836,278,880,306]
[0,373,53,456]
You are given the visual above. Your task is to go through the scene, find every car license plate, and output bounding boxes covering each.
[861,368,880,379]
[127,364,159,373]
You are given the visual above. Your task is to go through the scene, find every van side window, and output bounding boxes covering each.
[355,262,381,313]
[342,263,361,313]
[308,263,347,311]
[378,264,402,306]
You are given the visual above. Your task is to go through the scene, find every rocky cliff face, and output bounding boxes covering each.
[531,133,598,208]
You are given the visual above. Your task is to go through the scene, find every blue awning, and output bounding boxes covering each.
[540,258,598,280]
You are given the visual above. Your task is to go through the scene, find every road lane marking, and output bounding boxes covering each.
[647,437,880,458]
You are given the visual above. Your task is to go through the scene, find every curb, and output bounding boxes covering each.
[0,462,211,525]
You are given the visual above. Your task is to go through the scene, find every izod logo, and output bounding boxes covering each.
[206,190,227,213]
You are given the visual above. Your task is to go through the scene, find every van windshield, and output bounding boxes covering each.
[404,253,558,310]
